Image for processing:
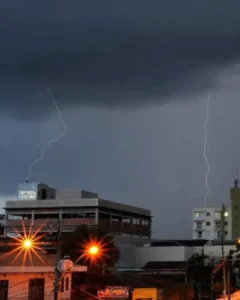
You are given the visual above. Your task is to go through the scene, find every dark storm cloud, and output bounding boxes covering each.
[1,1,240,118]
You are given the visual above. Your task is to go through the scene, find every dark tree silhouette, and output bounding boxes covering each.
[60,225,119,268]
[187,252,213,299]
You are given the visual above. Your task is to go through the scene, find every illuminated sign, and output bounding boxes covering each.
[18,190,37,200]
[98,286,129,298]
[110,287,128,297]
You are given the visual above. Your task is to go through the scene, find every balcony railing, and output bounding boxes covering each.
[6,217,151,237]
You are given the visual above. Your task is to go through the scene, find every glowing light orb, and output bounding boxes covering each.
[88,245,99,256]
[23,239,32,249]
[6,221,47,266]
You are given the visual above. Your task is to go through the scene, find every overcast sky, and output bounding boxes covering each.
[1,1,240,238]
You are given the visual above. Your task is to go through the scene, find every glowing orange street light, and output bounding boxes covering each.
[88,245,99,256]
[22,238,32,249]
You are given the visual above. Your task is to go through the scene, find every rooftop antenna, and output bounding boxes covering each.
[234,170,239,188]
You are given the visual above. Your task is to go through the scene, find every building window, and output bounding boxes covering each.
[224,212,229,217]
[214,212,221,219]
[112,215,122,222]
[99,213,111,220]
[197,231,202,239]
[206,212,210,216]
[206,222,210,226]
[35,214,59,219]
[7,214,23,220]
[66,277,69,291]
[196,222,202,230]
[225,221,228,226]
[0,280,8,300]
[132,219,140,224]
[216,231,221,239]
[194,211,204,220]
[62,212,95,219]
[225,231,228,235]
[29,278,44,300]
[215,221,221,230]
[142,220,149,226]
[123,218,131,223]
[61,277,64,292]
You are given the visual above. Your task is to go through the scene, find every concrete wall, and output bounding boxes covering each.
[0,272,71,300]
[203,245,236,259]
[113,235,151,269]
[133,244,236,268]
[135,246,187,268]
[56,190,98,199]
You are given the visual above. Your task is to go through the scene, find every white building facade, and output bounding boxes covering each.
[134,243,236,268]
[192,206,232,240]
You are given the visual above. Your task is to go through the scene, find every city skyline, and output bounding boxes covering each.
[1,1,240,238]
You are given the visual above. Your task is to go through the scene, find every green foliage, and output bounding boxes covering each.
[60,225,120,268]
[188,252,209,265]
[187,252,212,283]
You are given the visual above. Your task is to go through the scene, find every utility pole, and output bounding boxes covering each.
[54,219,61,300]
[221,204,227,297]
[227,262,231,300]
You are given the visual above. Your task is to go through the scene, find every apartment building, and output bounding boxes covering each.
[192,206,232,240]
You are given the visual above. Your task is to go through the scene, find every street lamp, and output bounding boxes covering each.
[22,238,32,249]
[88,245,99,256]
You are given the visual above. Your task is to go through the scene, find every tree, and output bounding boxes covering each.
[187,252,213,300]
[60,225,119,269]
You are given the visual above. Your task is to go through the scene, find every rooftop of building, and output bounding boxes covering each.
[146,239,236,247]
[149,239,208,247]
[5,198,151,217]
[193,206,231,211]
[6,182,151,217]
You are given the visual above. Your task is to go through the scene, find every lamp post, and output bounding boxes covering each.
[54,233,100,300]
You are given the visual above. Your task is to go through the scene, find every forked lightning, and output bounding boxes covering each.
[25,88,67,181]
[203,94,210,207]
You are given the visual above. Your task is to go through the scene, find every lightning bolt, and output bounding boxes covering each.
[203,94,210,207]
[25,88,67,181]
